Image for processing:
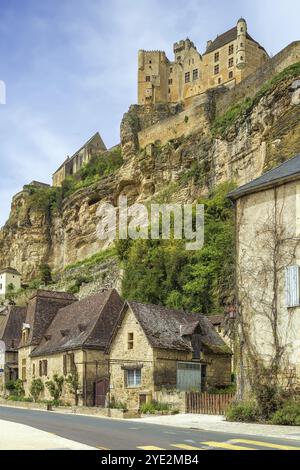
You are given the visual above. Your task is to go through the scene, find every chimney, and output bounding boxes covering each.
[206,40,212,50]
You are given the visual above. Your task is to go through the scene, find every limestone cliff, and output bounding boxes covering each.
[0,67,300,282]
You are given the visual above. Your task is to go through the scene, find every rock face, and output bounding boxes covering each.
[0,75,300,281]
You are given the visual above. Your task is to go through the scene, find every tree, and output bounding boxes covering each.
[39,264,52,286]
[30,379,44,402]
[46,374,64,404]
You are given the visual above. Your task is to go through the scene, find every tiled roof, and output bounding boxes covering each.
[108,301,232,355]
[208,315,225,327]
[0,306,26,352]
[0,267,21,276]
[228,154,300,200]
[31,289,123,357]
[204,26,266,55]
[21,290,77,348]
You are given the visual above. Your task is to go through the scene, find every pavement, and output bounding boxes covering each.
[1,405,300,450]
[130,414,300,441]
[0,419,96,450]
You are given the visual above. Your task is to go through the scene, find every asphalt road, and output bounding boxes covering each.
[1,405,300,451]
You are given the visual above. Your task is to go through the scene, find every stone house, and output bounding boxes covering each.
[52,132,107,187]
[23,289,123,406]
[0,306,26,394]
[18,290,77,396]
[138,18,268,106]
[107,301,232,411]
[228,154,300,395]
[0,268,21,301]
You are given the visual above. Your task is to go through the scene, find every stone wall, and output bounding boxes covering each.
[215,41,300,116]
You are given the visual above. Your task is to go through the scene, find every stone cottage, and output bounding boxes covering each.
[18,290,77,396]
[0,306,26,394]
[107,301,232,411]
[27,289,123,406]
[228,153,300,395]
[0,267,21,301]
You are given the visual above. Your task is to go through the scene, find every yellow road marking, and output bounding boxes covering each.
[230,439,300,451]
[137,446,166,450]
[171,444,204,450]
[202,441,256,450]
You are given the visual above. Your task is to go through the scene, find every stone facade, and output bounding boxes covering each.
[230,158,300,394]
[0,268,21,301]
[52,132,107,187]
[109,305,232,411]
[138,19,268,106]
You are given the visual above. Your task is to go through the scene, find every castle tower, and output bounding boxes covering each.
[236,18,247,69]
[138,50,169,105]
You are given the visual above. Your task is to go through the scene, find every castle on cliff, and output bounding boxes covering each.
[138,18,269,106]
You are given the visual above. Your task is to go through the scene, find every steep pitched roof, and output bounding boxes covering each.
[204,26,266,55]
[31,289,124,357]
[108,301,232,355]
[228,154,300,200]
[0,306,26,352]
[21,290,77,348]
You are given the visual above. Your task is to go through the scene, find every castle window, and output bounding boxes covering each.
[146,76,151,82]
[229,71,234,79]
[126,369,141,388]
[229,44,234,55]
[214,65,220,75]
[170,67,173,73]
[168,79,173,85]
[240,27,244,32]
[149,60,152,64]
[240,42,244,48]
[185,72,191,83]
[214,52,219,62]
[193,69,199,81]
[218,78,222,84]
[229,58,234,68]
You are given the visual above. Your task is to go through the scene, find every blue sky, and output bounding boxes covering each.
[0,0,299,226]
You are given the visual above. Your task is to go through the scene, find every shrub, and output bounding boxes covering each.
[109,397,128,411]
[7,395,33,403]
[226,401,258,423]
[271,401,300,426]
[5,379,25,397]
[140,401,171,414]
[46,375,64,402]
[30,379,44,402]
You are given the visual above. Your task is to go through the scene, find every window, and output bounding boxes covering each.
[128,333,134,350]
[214,64,220,75]
[126,369,141,387]
[214,52,219,62]
[168,79,173,85]
[22,359,26,381]
[229,44,234,55]
[286,266,300,307]
[240,27,244,32]
[193,69,199,81]
[146,76,151,82]
[63,355,67,376]
[32,363,36,378]
[63,353,75,375]
[218,78,222,84]
[185,72,190,83]
[177,362,201,391]
[229,58,234,68]
[170,67,173,73]
[39,360,48,377]
[240,42,244,48]
[229,71,234,79]
[149,60,152,64]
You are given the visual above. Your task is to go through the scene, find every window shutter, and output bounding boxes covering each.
[286,266,300,307]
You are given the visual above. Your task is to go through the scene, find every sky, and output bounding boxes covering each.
[0,0,299,227]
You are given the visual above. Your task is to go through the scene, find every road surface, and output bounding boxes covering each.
[0,406,300,451]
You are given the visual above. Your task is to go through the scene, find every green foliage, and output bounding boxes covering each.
[39,264,52,286]
[226,401,258,423]
[212,61,300,138]
[61,147,123,198]
[64,248,116,272]
[140,400,172,414]
[109,397,128,411]
[26,185,63,214]
[30,379,45,402]
[5,379,25,397]
[65,369,80,405]
[46,374,64,401]
[119,182,235,314]
[7,395,33,403]
[271,400,300,426]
